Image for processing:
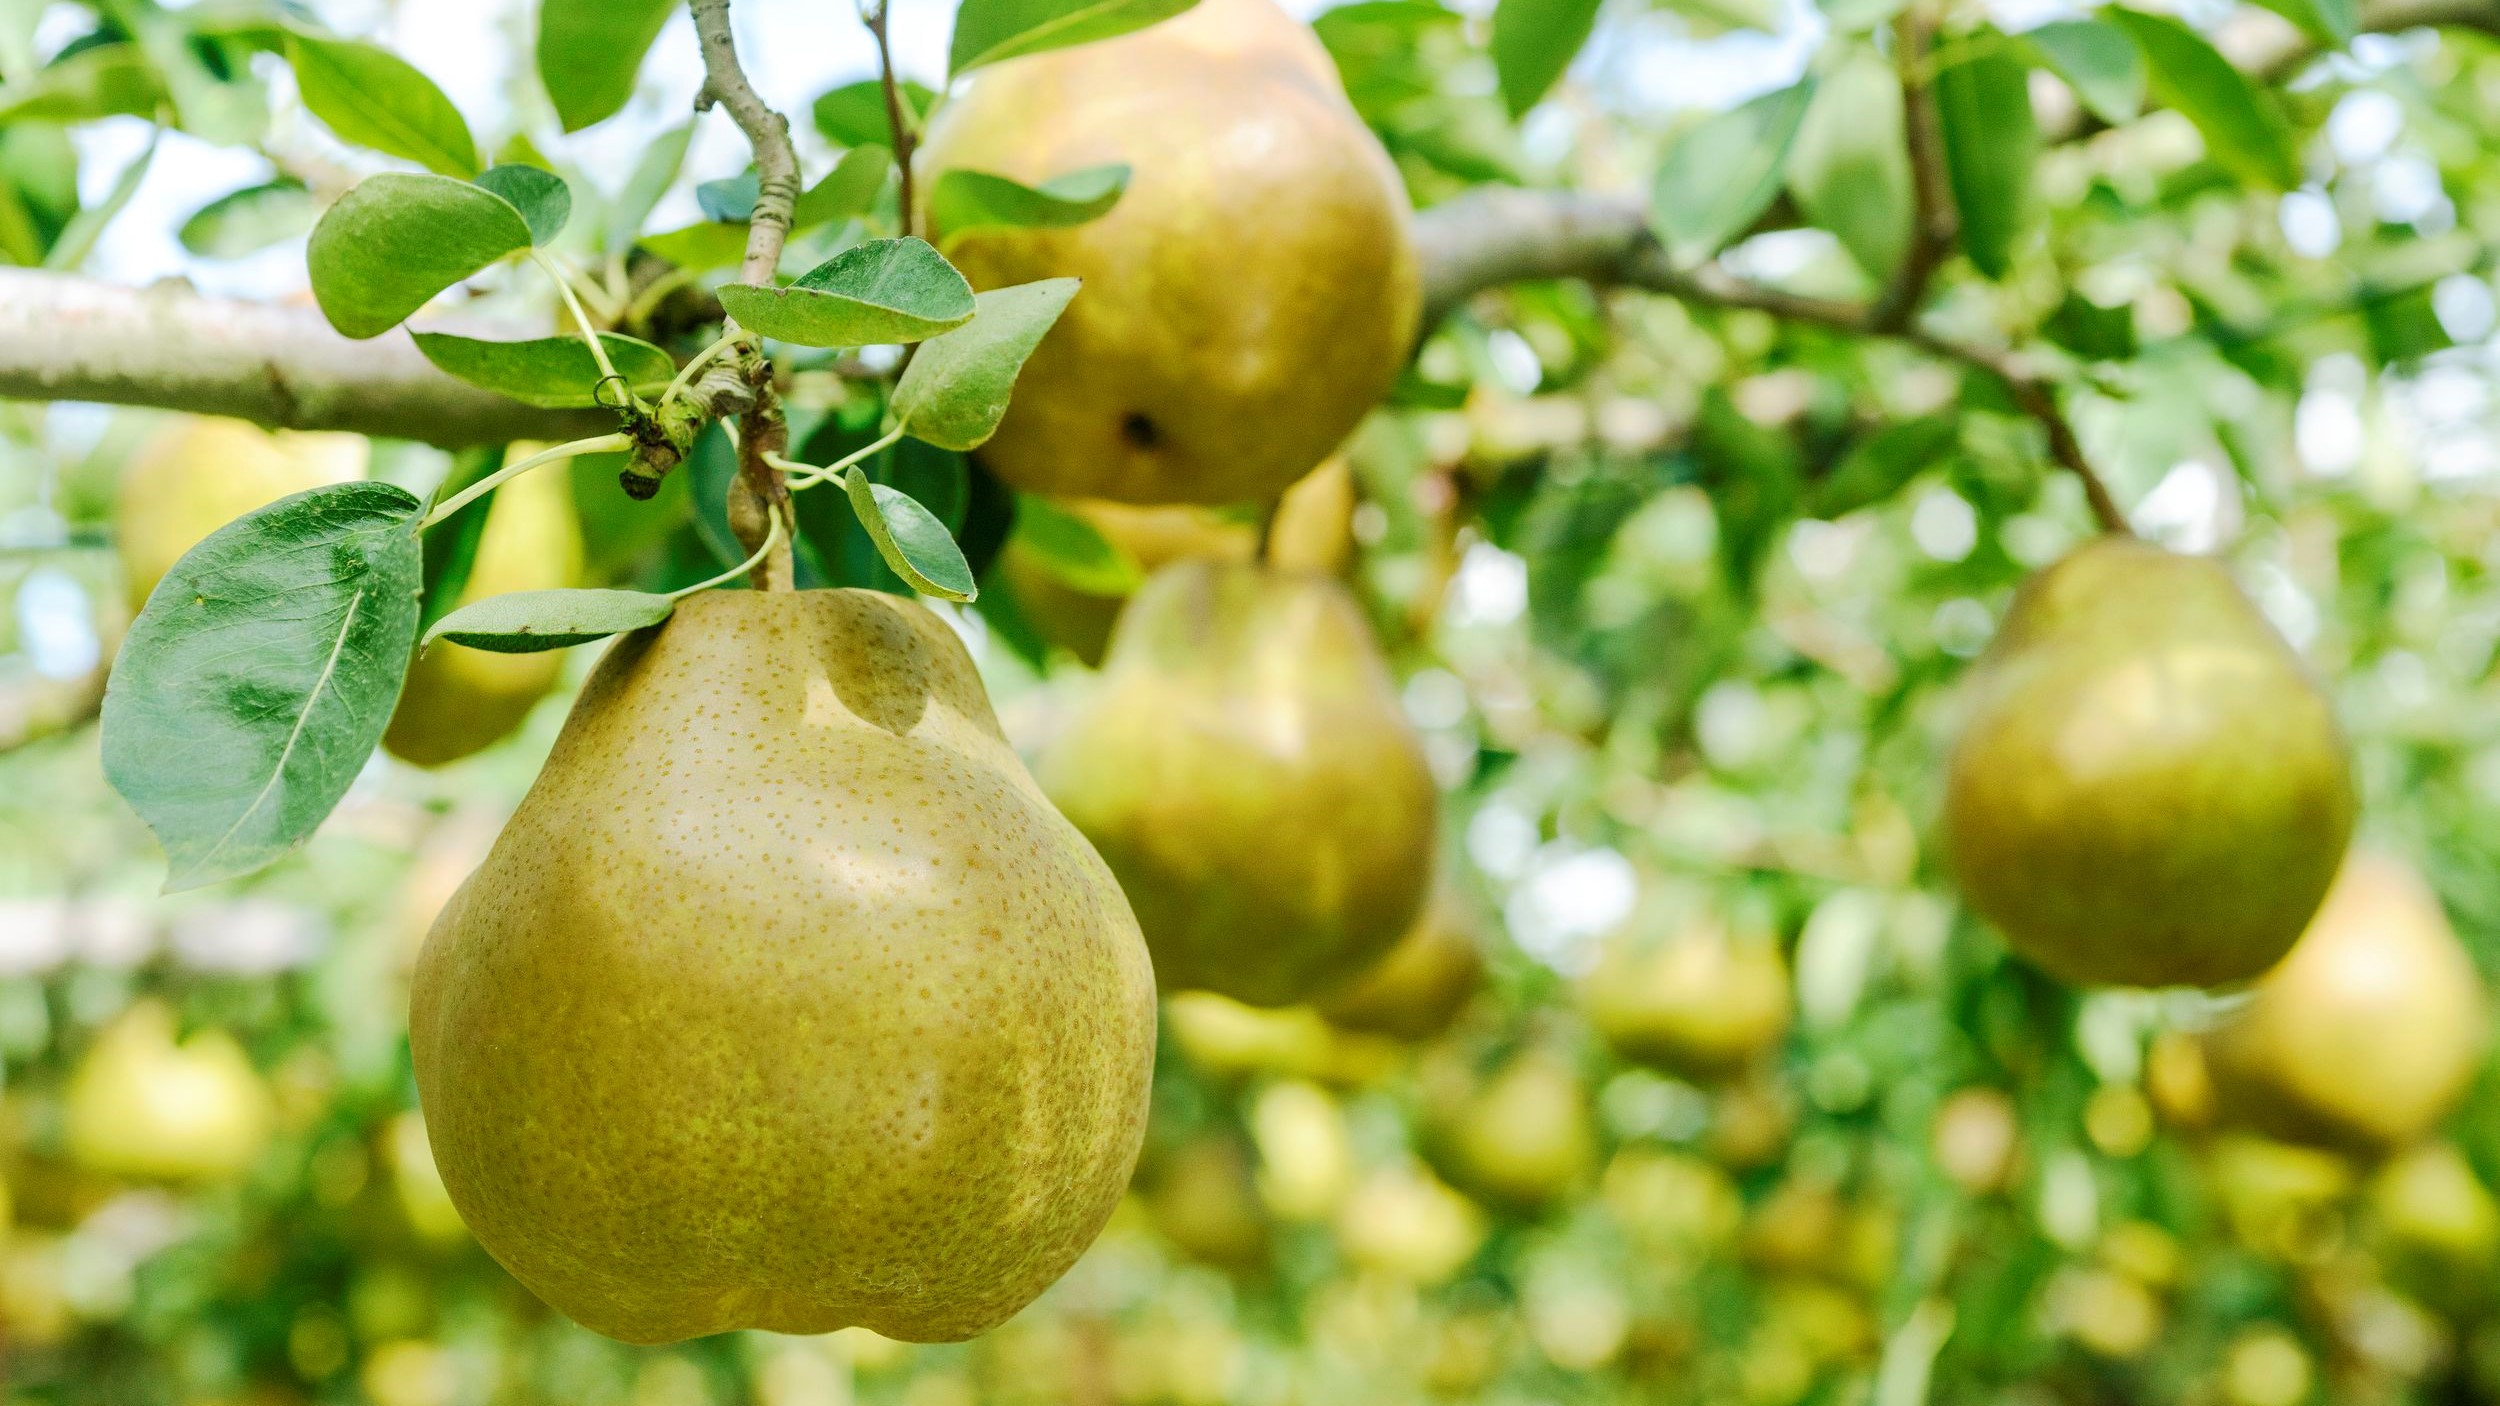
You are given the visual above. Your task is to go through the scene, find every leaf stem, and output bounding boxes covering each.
[419,432,631,530]
[531,249,623,390]
[774,425,902,491]
[669,506,784,600]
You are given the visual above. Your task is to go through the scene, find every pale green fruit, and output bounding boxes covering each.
[66,998,273,1183]
[1317,895,1484,1041]
[1944,537,2355,988]
[410,590,1157,1344]
[1582,917,1791,1082]
[384,446,585,766]
[116,416,366,608]
[918,0,1420,505]
[1038,559,1437,1006]
[1444,1049,1594,1210]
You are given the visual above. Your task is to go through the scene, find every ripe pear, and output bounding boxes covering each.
[1317,895,1485,1041]
[1441,1049,1594,1210]
[1583,917,1792,1082]
[384,450,587,766]
[918,0,1420,504]
[1944,537,2355,988]
[1141,1135,1271,1271]
[1263,456,1361,578]
[115,416,367,608]
[2202,851,2486,1150]
[1037,559,1436,1005]
[66,999,273,1182]
[409,589,1157,1344]
[998,498,1258,666]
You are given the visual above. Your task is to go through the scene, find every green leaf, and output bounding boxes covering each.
[950,0,1199,77]
[930,164,1128,244]
[2023,19,2145,125]
[100,482,424,891]
[283,31,478,177]
[638,220,752,272]
[794,144,893,232]
[1491,0,1603,117]
[1010,494,1143,595]
[2104,9,2300,189]
[412,332,677,408]
[813,78,938,149]
[41,127,154,273]
[697,169,761,223]
[716,237,977,348]
[1652,80,1817,261]
[1935,35,2036,280]
[307,173,533,339]
[538,0,678,132]
[2248,0,2356,47]
[179,179,318,259]
[1662,0,1784,36]
[1786,53,1912,281]
[424,587,675,652]
[606,120,692,250]
[893,278,1081,451]
[0,43,162,124]
[418,446,500,633]
[1812,416,1958,518]
[473,164,570,245]
[843,472,977,602]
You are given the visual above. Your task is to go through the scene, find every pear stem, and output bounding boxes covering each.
[419,432,632,530]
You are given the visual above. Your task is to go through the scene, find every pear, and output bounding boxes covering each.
[66,999,273,1182]
[1037,559,1437,1005]
[998,497,1258,666]
[1141,1135,1271,1271]
[409,589,1157,1344]
[1317,895,1485,1041]
[1582,916,1792,1082]
[384,448,587,766]
[2201,851,2486,1150]
[115,416,367,608]
[918,0,1420,504]
[1944,537,2355,988]
[1441,1049,1594,1210]
[1334,1166,1486,1283]
[1262,456,1362,578]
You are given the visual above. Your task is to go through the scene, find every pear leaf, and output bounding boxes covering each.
[1491,0,1604,117]
[893,278,1081,451]
[813,78,938,148]
[845,471,978,602]
[424,588,676,652]
[101,482,424,892]
[639,220,753,273]
[1935,35,2037,280]
[2105,9,2300,190]
[539,0,678,132]
[307,173,533,338]
[179,179,318,259]
[412,332,677,408]
[715,237,976,347]
[607,121,693,249]
[473,163,571,245]
[1652,80,1817,260]
[1786,53,1912,281]
[795,144,893,231]
[1012,495,1143,595]
[950,0,1199,77]
[697,169,762,223]
[283,31,478,177]
[932,164,1129,242]
[2023,19,2145,125]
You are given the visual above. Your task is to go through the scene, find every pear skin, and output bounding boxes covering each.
[116,417,366,608]
[1317,895,1484,1041]
[2203,852,2487,1150]
[1038,559,1437,1005]
[385,448,586,766]
[1944,537,2355,988]
[410,590,1156,1344]
[918,0,1420,504]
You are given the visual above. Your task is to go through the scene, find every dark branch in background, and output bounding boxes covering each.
[690,0,797,588]
[861,0,918,240]
[1870,6,1955,334]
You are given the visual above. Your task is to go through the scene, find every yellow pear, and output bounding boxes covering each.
[1317,895,1484,1041]
[66,999,273,1182]
[1140,1135,1271,1271]
[998,498,1258,666]
[385,446,587,766]
[1583,916,1792,1082]
[918,0,1420,504]
[1038,559,1436,1005]
[1262,457,1361,578]
[410,589,1157,1344]
[2202,852,2486,1150]
[1335,1165,1486,1282]
[1944,536,2355,988]
[1443,1049,1594,1210]
[115,416,366,608]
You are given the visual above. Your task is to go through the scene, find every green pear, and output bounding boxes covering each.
[1441,1048,1594,1211]
[66,998,273,1183]
[1038,559,1437,1006]
[1944,536,2355,988]
[410,589,1157,1344]
[917,0,1420,505]
[1317,893,1485,1041]
[1582,916,1792,1083]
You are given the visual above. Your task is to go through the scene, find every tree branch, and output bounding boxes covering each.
[862,0,918,240]
[1870,6,1955,333]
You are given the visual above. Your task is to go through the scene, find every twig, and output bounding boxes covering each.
[860,0,918,239]
[1870,6,1956,333]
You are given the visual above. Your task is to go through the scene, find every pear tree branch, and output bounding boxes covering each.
[861,0,919,239]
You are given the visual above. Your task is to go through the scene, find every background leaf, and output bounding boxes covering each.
[716,237,976,348]
[1010,494,1143,595]
[1491,0,1604,117]
[1652,80,1817,260]
[1786,52,1913,281]
[100,482,423,891]
[306,174,533,338]
[812,78,938,148]
[892,278,1081,450]
[794,144,893,231]
[178,179,317,260]
[949,0,1200,77]
[537,0,678,133]
[283,32,477,177]
[2023,19,2145,125]
[472,164,570,246]
[930,164,1129,244]
[1935,35,2037,280]
[424,587,674,652]
[2105,9,2301,189]
[418,445,501,634]
[412,333,676,408]
[604,120,692,250]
